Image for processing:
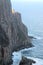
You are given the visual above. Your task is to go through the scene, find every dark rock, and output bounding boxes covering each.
[19,56,36,65]
[0,25,9,47]
[11,12,33,51]
[0,0,33,64]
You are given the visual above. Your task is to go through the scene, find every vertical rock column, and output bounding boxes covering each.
[0,0,13,64]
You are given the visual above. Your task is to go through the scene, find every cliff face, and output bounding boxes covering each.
[0,0,13,64]
[11,12,33,51]
[0,0,33,64]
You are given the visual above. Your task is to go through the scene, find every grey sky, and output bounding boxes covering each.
[11,0,43,3]
[11,0,43,36]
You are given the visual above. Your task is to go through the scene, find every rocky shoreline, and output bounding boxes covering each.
[19,56,36,65]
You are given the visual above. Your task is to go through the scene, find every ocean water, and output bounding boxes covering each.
[12,36,43,65]
[11,1,43,65]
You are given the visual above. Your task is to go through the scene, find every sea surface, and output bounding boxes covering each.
[11,1,43,65]
[12,35,43,65]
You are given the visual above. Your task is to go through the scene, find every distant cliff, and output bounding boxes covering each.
[0,0,33,64]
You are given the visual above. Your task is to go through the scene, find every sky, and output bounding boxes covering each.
[11,0,43,36]
[11,0,43,2]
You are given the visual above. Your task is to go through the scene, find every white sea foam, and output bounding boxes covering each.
[12,52,22,65]
[20,47,35,52]
[26,57,43,65]
[34,36,42,40]
[29,34,42,40]
[12,52,43,65]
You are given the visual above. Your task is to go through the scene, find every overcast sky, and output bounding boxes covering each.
[11,0,43,3]
[11,0,43,36]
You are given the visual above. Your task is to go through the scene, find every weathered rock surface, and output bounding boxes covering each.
[19,56,36,65]
[0,0,33,64]
[11,12,33,51]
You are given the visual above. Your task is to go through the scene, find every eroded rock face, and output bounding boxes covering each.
[19,56,36,65]
[0,25,12,64]
[0,0,33,64]
[0,0,13,64]
[11,12,33,51]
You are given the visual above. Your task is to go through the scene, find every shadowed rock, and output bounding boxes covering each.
[11,12,33,51]
[0,0,33,64]
[0,25,9,47]
[19,56,36,65]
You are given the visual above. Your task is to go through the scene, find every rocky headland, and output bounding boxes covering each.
[19,56,36,65]
[0,0,34,65]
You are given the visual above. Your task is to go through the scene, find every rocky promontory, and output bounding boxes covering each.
[19,56,36,65]
[0,0,33,64]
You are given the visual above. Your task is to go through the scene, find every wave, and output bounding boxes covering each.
[20,47,35,52]
[29,33,43,40]
[26,57,43,65]
[12,52,22,65]
[12,52,43,65]
[34,36,42,40]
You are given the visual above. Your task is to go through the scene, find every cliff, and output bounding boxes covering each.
[0,0,33,64]
[11,12,33,51]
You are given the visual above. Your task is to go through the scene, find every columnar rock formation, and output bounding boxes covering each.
[0,0,33,64]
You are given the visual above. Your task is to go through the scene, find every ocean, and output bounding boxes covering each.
[11,1,43,65]
[12,35,43,65]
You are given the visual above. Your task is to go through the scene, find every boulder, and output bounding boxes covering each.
[19,56,36,65]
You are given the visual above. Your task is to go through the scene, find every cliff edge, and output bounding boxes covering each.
[0,0,33,64]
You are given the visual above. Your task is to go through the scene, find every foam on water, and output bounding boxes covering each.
[26,57,43,65]
[20,47,35,52]
[12,52,22,65]
[12,34,43,65]
[29,34,43,40]
[12,52,43,65]
[34,36,42,40]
